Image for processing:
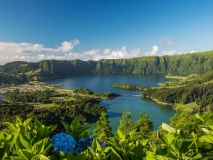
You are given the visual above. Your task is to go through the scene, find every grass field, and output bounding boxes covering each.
[175,102,198,112]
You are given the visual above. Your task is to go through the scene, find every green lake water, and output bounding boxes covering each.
[46,74,175,132]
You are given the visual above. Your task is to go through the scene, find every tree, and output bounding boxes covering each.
[93,112,113,142]
[133,112,153,139]
[118,111,133,135]
[170,108,203,136]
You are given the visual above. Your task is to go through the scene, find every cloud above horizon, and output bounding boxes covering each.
[159,37,173,46]
[0,39,192,65]
[145,45,159,56]
[0,40,79,55]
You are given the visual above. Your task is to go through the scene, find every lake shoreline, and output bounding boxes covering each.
[45,74,176,131]
[141,96,174,107]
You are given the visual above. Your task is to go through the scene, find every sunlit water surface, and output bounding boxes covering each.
[46,74,175,132]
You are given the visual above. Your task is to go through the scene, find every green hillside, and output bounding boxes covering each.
[142,70,213,111]
[0,72,27,85]
[0,51,212,84]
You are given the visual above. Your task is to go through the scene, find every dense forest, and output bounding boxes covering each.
[0,51,213,85]
[112,83,147,90]
[0,87,111,130]
[142,70,213,111]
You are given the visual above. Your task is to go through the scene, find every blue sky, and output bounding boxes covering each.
[0,0,213,64]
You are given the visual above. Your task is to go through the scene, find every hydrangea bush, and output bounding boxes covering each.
[50,133,76,154]
[50,134,105,155]
[0,114,213,159]
[75,137,93,154]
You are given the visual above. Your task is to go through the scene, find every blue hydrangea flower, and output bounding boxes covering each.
[98,140,106,148]
[50,133,76,154]
[75,147,83,154]
[73,137,93,154]
[76,137,93,149]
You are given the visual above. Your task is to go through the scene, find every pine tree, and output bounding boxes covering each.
[133,112,153,139]
[118,111,133,135]
[93,112,113,142]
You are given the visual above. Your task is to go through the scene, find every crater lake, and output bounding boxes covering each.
[46,74,175,132]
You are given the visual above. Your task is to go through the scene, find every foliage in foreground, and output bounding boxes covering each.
[0,113,213,159]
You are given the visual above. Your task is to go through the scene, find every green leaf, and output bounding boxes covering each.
[41,139,51,155]
[87,147,96,155]
[96,140,102,151]
[198,141,212,149]
[162,133,176,145]
[179,140,193,153]
[35,120,43,128]
[18,149,34,160]
[78,126,90,135]
[117,129,125,140]
[177,129,186,138]
[192,153,203,159]
[10,129,20,149]
[146,150,170,160]
[201,128,210,133]
[31,154,50,160]
[71,118,80,134]
[195,114,204,122]
[104,146,111,153]
[61,121,70,132]
[140,139,149,146]
[47,125,57,135]
[109,147,123,160]
[38,125,49,137]
[3,122,16,131]
[9,156,25,160]
[16,117,23,125]
[162,123,176,133]
[108,137,120,149]
[0,146,7,160]
[60,152,76,160]
[71,117,80,129]
[32,138,51,155]
[200,135,213,144]
[76,154,86,160]
[23,118,32,127]
[19,134,32,150]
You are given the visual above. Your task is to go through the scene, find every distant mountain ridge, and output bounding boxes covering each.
[0,51,212,84]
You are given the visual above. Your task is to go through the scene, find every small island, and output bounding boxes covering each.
[112,83,147,91]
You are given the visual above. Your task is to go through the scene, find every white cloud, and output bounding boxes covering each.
[145,45,159,56]
[65,47,141,61]
[189,50,196,53]
[84,47,141,60]
[160,50,177,56]
[159,37,173,46]
[144,45,185,56]
[37,54,45,59]
[159,50,198,56]
[0,39,79,55]
[84,49,100,56]
[103,48,111,54]
[0,40,80,64]
[57,40,79,52]
[0,40,196,65]
[0,41,143,64]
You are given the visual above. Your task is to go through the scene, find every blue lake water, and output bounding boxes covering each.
[46,74,175,132]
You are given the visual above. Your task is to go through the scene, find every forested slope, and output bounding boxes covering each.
[142,70,213,111]
[0,51,212,84]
